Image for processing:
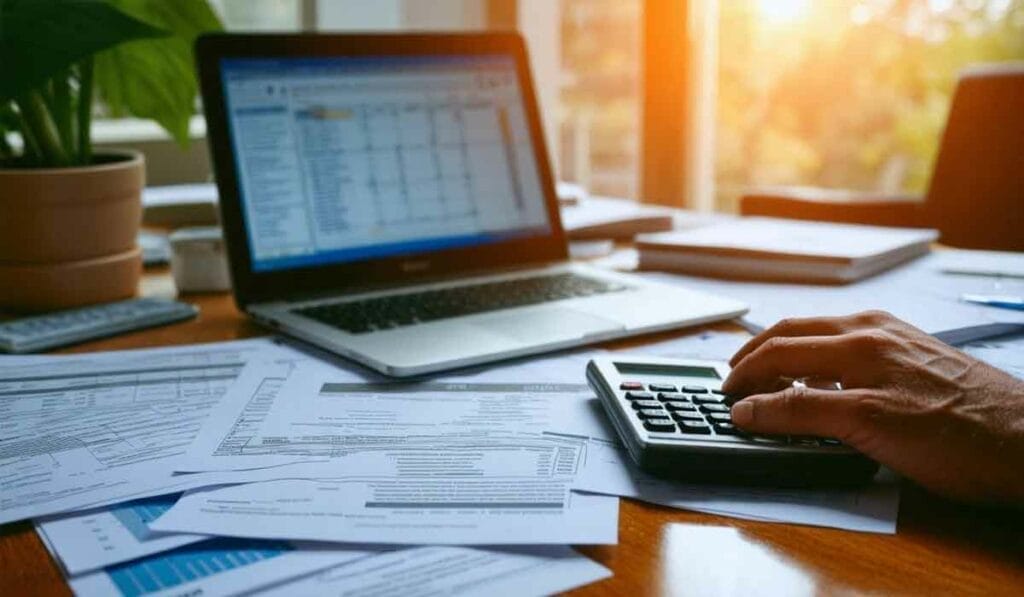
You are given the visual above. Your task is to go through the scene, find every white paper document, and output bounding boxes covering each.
[35,493,205,575]
[178,359,612,473]
[622,330,749,362]
[156,367,618,544]
[639,251,1024,333]
[0,339,301,524]
[935,249,1024,279]
[56,536,374,597]
[575,439,899,534]
[442,347,605,385]
[255,545,611,597]
[151,477,618,545]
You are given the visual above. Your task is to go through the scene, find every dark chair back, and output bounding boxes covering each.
[926,65,1024,250]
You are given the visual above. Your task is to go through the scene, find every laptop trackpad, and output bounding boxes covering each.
[471,307,623,343]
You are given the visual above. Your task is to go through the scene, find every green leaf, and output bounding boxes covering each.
[104,0,222,44]
[93,0,223,146]
[0,0,167,101]
[94,37,196,144]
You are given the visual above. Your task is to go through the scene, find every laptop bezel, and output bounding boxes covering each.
[196,32,569,309]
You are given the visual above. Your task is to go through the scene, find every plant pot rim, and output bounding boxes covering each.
[0,149,143,175]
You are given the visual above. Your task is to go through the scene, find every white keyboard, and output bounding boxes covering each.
[0,298,198,354]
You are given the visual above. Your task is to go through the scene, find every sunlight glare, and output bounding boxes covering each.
[756,0,811,24]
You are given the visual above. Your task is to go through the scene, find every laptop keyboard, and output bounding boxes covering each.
[294,273,629,335]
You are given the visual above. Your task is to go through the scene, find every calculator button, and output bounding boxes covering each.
[748,434,789,445]
[682,385,708,393]
[699,403,730,414]
[636,409,669,420]
[711,389,727,395]
[706,412,732,423]
[671,412,704,422]
[821,438,843,446]
[624,391,656,401]
[631,400,663,410]
[692,396,724,405]
[792,437,820,447]
[713,422,739,435]
[678,420,712,434]
[657,392,689,402]
[643,420,677,433]
[620,382,644,391]
[663,401,696,412]
[648,383,677,392]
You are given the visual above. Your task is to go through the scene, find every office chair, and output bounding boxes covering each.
[740,63,1024,251]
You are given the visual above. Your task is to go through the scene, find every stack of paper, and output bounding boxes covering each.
[1,333,907,596]
[561,196,675,240]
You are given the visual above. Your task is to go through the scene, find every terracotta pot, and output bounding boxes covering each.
[0,247,142,312]
[0,151,144,311]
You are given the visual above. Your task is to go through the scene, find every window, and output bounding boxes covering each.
[715,0,1024,211]
[559,0,642,198]
[103,0,1024,204]
[211,0,303,31]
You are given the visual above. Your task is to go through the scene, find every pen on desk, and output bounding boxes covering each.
[960,294,1024,312]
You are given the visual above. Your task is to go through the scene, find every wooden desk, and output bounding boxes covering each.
[3,273,1024,596]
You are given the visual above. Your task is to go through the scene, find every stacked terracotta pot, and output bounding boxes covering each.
[0,151,144,312]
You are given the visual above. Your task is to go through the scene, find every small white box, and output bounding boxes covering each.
[169,226,231,293]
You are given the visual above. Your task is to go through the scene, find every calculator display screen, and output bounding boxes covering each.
[613,362,721,379]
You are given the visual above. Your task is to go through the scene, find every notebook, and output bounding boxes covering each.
[560,196,674,240]
[637,218,939,284]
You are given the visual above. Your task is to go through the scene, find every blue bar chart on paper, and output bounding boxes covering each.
[103,538,293,597]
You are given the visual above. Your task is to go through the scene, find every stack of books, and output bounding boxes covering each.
[637,218,939,284]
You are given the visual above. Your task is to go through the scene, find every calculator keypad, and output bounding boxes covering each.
[618,376,793,442]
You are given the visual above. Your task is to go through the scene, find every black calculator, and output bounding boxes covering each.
[586,355,878,486]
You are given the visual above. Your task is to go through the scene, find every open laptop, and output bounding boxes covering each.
[196,33,747,377]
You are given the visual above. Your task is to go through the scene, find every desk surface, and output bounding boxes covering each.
[3,274,1024,596]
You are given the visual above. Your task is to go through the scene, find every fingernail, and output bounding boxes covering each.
[731,400,753,425]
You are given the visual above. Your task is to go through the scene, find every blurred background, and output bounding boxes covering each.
[100,0,1024,212]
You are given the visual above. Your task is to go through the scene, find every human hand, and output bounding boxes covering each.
[723,311,1024,504]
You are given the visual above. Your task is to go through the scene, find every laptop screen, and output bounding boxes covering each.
[219,55,553,273]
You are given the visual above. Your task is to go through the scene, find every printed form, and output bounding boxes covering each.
[49,539,607,597]
[254,545,611,597]
[0,339,305,524]
[153,359,619,544]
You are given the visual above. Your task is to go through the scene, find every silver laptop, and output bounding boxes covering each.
[197,32,747,377]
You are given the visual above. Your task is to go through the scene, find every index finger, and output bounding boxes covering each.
[729,311,895,366]
[723,333,875,396]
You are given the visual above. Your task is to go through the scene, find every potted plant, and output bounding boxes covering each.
[0,0,222,311]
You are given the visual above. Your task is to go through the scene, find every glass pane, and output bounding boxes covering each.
[560,0,642,198]
[211,0,302,31]
[716,0,1024,212]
